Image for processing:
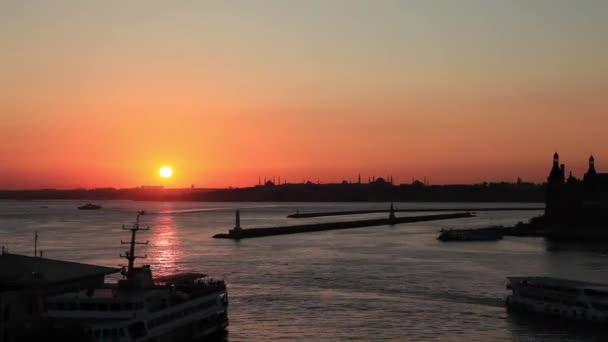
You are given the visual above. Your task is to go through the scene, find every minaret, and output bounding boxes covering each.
[588,155,597,175]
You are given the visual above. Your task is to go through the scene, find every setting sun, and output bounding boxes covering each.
[159,166,173,179]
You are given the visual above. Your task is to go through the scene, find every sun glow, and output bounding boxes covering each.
[159,166,173,178]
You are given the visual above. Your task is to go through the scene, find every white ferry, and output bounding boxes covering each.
[44,211,229,341]
[506,276,608,322]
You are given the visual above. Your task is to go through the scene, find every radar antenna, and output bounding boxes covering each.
[120,210,149,276]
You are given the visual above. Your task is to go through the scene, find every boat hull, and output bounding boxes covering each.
[506,294,608,323]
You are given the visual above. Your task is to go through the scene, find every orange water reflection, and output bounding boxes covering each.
[148,214,181,277]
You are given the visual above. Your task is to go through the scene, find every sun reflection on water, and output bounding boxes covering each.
[147,213,181,277]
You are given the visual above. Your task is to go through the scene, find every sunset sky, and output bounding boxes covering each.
[1,1,607,189]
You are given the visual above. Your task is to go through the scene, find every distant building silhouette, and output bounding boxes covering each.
[140,185,164,190]
[545,152,608,234]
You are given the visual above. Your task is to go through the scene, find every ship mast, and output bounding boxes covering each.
[120,210,149,276]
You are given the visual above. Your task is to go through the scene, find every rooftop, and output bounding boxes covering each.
[0,253,118,288]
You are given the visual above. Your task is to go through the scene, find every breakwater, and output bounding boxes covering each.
[213,212,475,240]
[287,207,543,218]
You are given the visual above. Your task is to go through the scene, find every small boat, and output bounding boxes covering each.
[506,276,608,323]
[78,203,102,210]
[437,226,504,241]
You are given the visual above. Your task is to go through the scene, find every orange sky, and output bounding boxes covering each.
[1,1,607,189]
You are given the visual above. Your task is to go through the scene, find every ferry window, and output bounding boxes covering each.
[585,289,608,297]
[97,304,107,311]
[128,322,147,339]
[110,303,120,311]
[594,303,608,310]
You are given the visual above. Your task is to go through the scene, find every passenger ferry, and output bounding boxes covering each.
[506,276,608,322]
[44,211,229,341]
[437,226,504,242]
[79,203,102,210]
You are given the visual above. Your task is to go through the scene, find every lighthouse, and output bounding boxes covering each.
[389,203,396,222]
[229,209,243,236]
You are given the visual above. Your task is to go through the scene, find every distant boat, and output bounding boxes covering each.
[78,203,102,210]
[437,226,504,241]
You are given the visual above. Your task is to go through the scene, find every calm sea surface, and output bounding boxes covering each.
[2,200,608,341]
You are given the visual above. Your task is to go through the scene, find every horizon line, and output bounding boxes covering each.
[0,179,544,192]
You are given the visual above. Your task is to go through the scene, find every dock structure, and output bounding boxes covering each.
[213,211,475,240]
[287,207,543,218]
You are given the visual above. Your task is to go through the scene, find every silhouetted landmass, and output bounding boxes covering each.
[0,181,545,202]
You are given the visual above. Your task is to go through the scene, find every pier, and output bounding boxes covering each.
[287,207,543,218]
[213,212,475,240]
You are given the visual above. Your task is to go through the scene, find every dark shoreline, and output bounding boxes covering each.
[0,181,545,203]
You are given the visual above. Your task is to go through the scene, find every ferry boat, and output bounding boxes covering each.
[79,203,102,210]
[44,211,229,341]
[437,226,504,241]
[506,276,608,322]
